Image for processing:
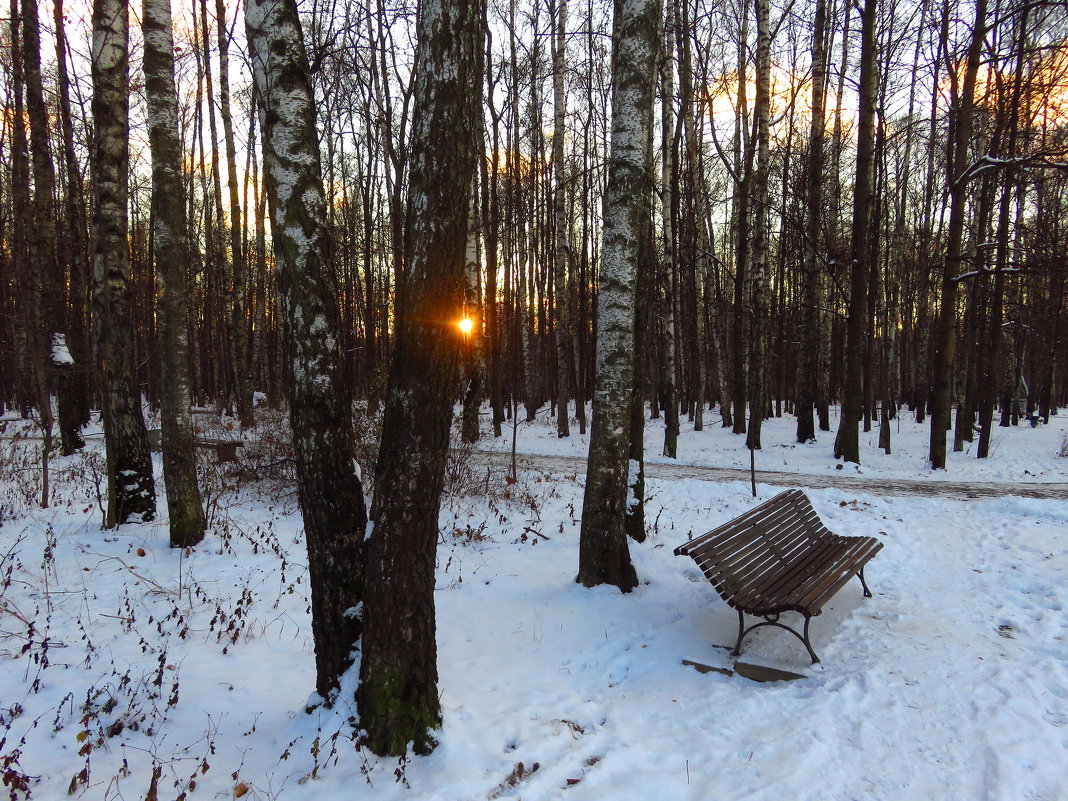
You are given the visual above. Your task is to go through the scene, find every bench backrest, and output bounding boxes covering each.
[674,489,831,599]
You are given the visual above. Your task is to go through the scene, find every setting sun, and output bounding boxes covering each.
[458,317,474,335]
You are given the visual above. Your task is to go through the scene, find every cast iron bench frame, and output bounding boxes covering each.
[674,489,882,663]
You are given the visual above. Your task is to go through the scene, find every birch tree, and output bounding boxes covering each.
[358,0,484,756]
[577,0,662,592]
[246,0,368,702]
[92,0,157,525]
[143,0,206,547]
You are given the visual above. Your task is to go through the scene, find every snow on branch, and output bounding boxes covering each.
[955,150,1068,189]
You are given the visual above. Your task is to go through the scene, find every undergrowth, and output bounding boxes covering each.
[0,405,548,799]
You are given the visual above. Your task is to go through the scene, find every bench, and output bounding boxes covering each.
[674,489,882,663]
[194,438,244,463]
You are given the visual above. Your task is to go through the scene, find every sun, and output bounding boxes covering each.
[458,317,474,335]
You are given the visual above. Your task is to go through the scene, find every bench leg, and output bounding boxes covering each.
[857,567,872,598]
[730,609,820,664]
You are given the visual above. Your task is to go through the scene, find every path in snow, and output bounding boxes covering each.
[476,450,1068,501]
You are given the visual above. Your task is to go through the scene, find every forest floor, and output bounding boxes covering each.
[1,406,1065,801]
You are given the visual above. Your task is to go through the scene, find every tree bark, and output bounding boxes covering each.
[578,0,661,592]
[929,0,987,469]
[746,0,772,452]
[92,0,157,526]
[796,0,827,444]
[358,0,484,755]
[246,0,368,702]
[834,0,878,464]
[143,0,206,547]
[660,0,680,457]
[552,0,571,438]
[216,0,255,429]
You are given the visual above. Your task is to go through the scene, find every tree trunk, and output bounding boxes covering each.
[143,0,207,547]
[357,0,483,755]
[553,0,571,438]
[23,0,82,465]
[746,0,772,452]
[929,0,987,469]
[834,0,878,464]
[796,0,827,444]
[92,0,157,526]
[216,0,255,429]
[660,0,680,457]
[246,0,368,703]
[54,0,92,447]
[578,0,660,592]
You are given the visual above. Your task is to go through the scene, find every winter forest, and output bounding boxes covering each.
[1,0,1066,797]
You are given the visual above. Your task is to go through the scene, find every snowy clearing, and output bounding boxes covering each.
[0,408,1065,801]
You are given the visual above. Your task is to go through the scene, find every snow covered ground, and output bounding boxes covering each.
[0,407,1065,801]
[484,404,1068,484]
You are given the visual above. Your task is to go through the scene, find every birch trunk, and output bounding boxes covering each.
[246,0,368,702]
[92,0,157,525]
[358,0,484,755]
[578,0,661,592]
[143,0,206,547]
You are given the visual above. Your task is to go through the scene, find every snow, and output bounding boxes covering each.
[0,406,1065,800]
[50,333,74,366]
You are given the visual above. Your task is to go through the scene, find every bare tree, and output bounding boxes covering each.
[929,0,988,470]
[552,0,571,438]
[92,0,157,525]
[796,0,828,444]
[577,0,662,592]
[143,0,206,547]
[358,0,484,755]
[834,0,878,464]
[246,0,368,702]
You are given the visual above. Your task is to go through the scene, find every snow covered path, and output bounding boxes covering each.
[477,450,1068,500]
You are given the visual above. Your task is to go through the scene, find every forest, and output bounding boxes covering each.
[0,0,1066,794]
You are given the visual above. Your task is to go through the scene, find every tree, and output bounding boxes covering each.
[22,0,82,461]
[834,0,878,464]
[358,0,485,755]
[929,0,988,470]
[660,0,680,457]
[215,0,255,430]
[246,0,368,702]
[795,0,828,444]
[92,0,157,525]
[552,0,571,438]
[577,0,661,592]
[746,0,772,452]
[143,0,206,547]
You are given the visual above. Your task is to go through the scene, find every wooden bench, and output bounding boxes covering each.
[194,438,244,463]
[674,489,882,663]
